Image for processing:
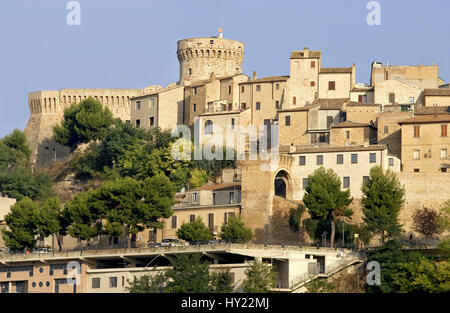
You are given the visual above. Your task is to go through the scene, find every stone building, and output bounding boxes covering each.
[423,88,450,107]
[399,114,450,173]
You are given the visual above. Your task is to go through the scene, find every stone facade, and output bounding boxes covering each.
[423,89,450,106]
[177,37,244,84]
[374,80,423,105]
[399,114,450,173]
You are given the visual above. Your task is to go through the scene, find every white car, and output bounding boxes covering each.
[32,247,52,254]
[160,239,185,247]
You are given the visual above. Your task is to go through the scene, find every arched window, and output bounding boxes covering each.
[204,120,214,135]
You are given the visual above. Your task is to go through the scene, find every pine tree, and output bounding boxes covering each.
[362,166,405,244]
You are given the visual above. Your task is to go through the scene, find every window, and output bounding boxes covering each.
[241,103,246,110]
[343,177,350,188]
[92,278,100,289]
[149,117,154,126]
[389,158,394,166]
[413,125,420,137]
[302,178,308,190]
[171,216,177,229]
[285,115,291,126]
[351,154,358,164]
[310,81,315,87]
[409,97,415,103]
[337,154,343,164]
[441,168,447,173]
[135,119,140,128]
[109,277,117,288]
[275,100,280,109]
[311,61,315,68]
[293,97,297,105]
[299,156,306,166]
[150,98,155,107]
[224,212,228,223]
[231,118,235,129]
[193,87,197,95]
[256,85,261,92]
[204,120,213,135]
[346,131,350,139]
[328,81,335,90]
[213,193,216,205]
[228,103,232,111]
[369,153,376,163]
[228,86,232,94]
[384,125,389,134]
[229,192,235,204]
[363,176,369,186]
[122,277,125,287]
[189,68,192,75]
[113,236,119,245]
[414,168,420,173]
[208,213,214,229]
[193,103,196,112]
[192,192,197,203]
[210,40,214,44]
[190,214,196,223]
[413,149,420,160]
[241,86,245,93]
[441,149,448,160]
[389,93,395,104]
[256,102,261,110]
[276,83,280,90]
[316,155,323,165]
[136,101,141,110]
[442,125,448,137]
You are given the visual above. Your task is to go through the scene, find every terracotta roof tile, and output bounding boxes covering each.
[398,114,450,124]
[320,67,353,74]
[424,89,450,96]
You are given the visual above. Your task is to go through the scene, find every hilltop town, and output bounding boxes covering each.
[0,32,449,293]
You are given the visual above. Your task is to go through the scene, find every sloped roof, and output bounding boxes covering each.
[193,182,241,192]
[281,144,386,154]
[311,98,349,110]
[290,51,321,59]
[239,76,289,84]
[398,114,450,125]
[424,89,450,96]
[331,120,376,129]
[320,67,353,74]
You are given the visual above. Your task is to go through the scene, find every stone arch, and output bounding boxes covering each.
[274,169,293,199]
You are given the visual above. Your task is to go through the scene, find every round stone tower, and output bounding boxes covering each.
[177,36,245,84]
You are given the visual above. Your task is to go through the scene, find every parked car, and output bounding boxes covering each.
[147,242,161,248]
[160,238,185,247]
[32,247,52,254]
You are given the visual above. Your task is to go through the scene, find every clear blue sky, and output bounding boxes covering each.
[0,0,449,137]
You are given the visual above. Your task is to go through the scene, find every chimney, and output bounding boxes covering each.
[253,71,257,80]
[303,47,310,57]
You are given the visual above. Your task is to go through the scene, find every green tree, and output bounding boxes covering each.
[63,189,104,243]
[36,197,62,251]
[303,167,353,247]
[2,197,39,251]
[126,271,167,293]
[188,168,209,189]
[366,240,450,293]
[210,269,234,293]
[176,218,213,242]
[362,166,405,244]
[436,200,450,253]
[166,253,211,293]
[219,216,253,243]
[53,97,113,151]
[242,261,277,293]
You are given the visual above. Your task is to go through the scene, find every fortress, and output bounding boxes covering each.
[23,31,450,238]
